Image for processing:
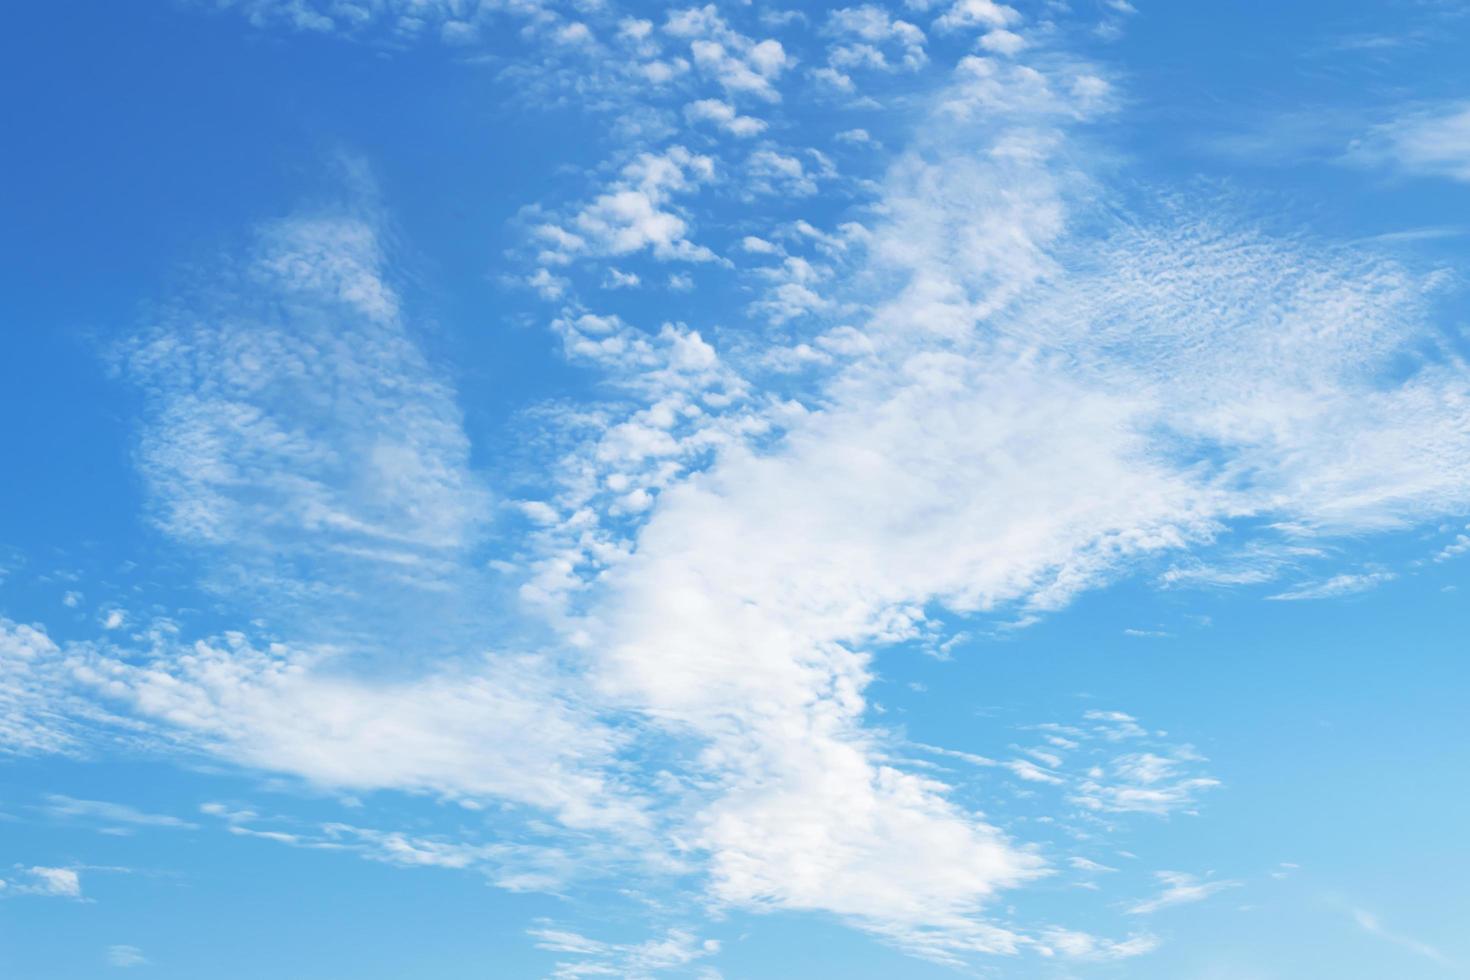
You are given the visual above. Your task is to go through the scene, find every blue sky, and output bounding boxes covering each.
[3,1,1470,977]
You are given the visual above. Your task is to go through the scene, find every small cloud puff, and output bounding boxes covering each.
[107,945,148,968]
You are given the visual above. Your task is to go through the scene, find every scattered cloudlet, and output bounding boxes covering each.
[42,795,199,831]
[106,945,148,969]
[1268,571,1396,601]
[529,924,720,979]
[1347,101,1470,183]
[1126,871,1239,915]
[2,866,82,899]
[1350,907,1449,965]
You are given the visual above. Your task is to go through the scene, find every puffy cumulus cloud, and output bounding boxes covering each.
[1433,527,1470,562]
[941,55,1115,120]
[201,0,797,137]
[32,866,82,897]
[749,255,844,325]
[664,5,792,103]
[683,98,767,137]
[536,147,719,264]
[933,0,1021,33]
[820,5,927,87]
[690,733,1044,960]
[978,28,1026,56]
[743,148,837,197]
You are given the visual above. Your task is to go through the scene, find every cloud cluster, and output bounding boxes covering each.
[9,0,1470,972]
[536,147,719,267]
[1,619,84,755]
[119,211,490,613]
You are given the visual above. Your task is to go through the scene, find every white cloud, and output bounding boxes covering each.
[555,22,594,47]
[541,147,718,263]
[978,29,1026,55]
[500,36,1467,957]
[119,210,491,613]
[1038,927,1158,960]
[0,619,79,755]
[602,267,642,289]
[20,4,1470,971]
[203,0,616,66]
[749,256,840,324]
[1069,856,1117,873]
[572,358,1186,956]
[684,99,768,137]
[43,795,198,831]
[530,924,720,978]
[745,148,836,197]
[824,6,927,75]
[1434,528,1470,561]
[1268,571,1395,601]
[198,805,584,893]
[739,235,781,255]
[7,866,82,898]
[811,65,856,92]
[1347,102,1470,183]
[1126,871,1239,915]
[1083,711,1147,741]
[1007,759,1064,784]
[76,633,642,833]
[107,945,148,968]
[665,6,791,102]
[1351,908,1448,964]
[934,0,1021,33]
[529,266,570,299]
[1072,750,1221,815]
